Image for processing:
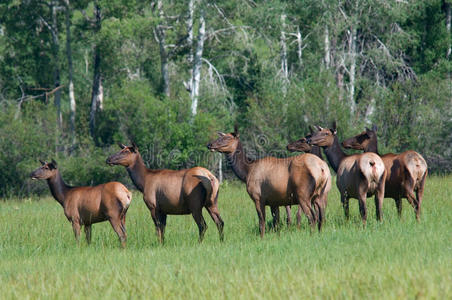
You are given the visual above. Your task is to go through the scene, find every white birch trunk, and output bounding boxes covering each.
[280,14,288,82]
[446,1,451,59]
[64,0,76,145]
[348,26,357,115]
[324,26,330,69]
[187,0,194,88]
[296,26,303,67]
[190,8,205,116]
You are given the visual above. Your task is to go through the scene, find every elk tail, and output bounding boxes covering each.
[194,172,220,207]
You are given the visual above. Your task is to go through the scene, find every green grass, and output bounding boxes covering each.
[1,177,451,299]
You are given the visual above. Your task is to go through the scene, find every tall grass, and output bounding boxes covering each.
[0,177,451,299]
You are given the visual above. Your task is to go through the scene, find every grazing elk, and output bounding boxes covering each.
[106,143,224,243]
[341,125,427,220]
[207,126,331,237]
[30,160,131,247]
[286,128,324,225]
[308,123,386,225]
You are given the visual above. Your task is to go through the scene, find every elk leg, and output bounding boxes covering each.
[394,197,402,218]
[270,206,280,230]
[358,195,368,227]
[254,201,266,238]
[315,200,325,232]
[84,225,92,245]
[285,205,292,226]
[298,197,315,231]
[71,220,81,244]
[341,193,350,220]
[158,213,167,244]
[192,209,207,243]
[109,217,127,248]
[296,206,302,229]
[150,208,164,244]
[206,205,224,242]
[415,189,424,221]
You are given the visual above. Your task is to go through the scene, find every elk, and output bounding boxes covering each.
[308,123,386,225]
[106,143,224,243]
[341,125,428,220]
[207,126,331,237]
[286,129,324,225]
[30,160,131,247]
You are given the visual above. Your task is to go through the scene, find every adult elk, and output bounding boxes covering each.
[106,143,224,243]
[308,123,386,225]
[286,128,323,225]
[342,125,427,220]
[30,160,131,247]
[207,126,331,237]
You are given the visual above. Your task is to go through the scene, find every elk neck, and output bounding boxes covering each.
[309,145,323,159]
[323,135,347,173]
[225,140,252,182]
[364,136,379,155]
[47,170,71,207]
[126,153,148,193]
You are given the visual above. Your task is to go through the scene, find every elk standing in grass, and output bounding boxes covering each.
[308,123,386,225]
[342,125,427,220]
[30,160,131,247]
[286,128,324,225]
[106,143,223,243]
[207,126,331,237]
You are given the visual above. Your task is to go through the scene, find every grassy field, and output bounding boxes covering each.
[0,176,451,299]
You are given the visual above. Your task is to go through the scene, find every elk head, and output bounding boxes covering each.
[287,126,318,152]
[30,159,58,180]
[308,122,337,147]
[207,125,240,154]
[342,124,377,150]
[106,142,139,167]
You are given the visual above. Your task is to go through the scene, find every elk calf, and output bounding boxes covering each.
[30,160,132,247]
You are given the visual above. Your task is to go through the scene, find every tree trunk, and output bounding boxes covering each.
[89,3,103,140]
[324,25,330,69]
[187,0,194,89]
[446,1,451,59]
[64,0,76,146]
[218,154,223,183]
[190,8,205,117]
[296,26,303,68]
[348,26,357,115]
[156,0,170,97]
[50,2,62,129]
[280,14,288,83]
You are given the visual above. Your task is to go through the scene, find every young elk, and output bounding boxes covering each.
[30,160,131,247]
[106,143,224,244]
[207,126,331,237]
[308,123,386,225]
[342,125,427,220]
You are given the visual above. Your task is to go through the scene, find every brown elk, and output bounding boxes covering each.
[308,123,386,225]
[341,125,427,220]
[106,143,224,243]
[207,126,331,237]
[30,160,132,247]
[286,129,324,225]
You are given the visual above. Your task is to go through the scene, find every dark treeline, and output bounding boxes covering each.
[0,0,451,197]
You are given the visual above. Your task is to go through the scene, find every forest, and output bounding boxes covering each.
[0,0,451,197]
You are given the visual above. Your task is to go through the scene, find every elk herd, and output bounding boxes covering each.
[30,123,427,247]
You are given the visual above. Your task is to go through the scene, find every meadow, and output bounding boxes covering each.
[0,176,451,299]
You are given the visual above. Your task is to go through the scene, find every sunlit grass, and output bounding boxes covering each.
[0,177,451,299]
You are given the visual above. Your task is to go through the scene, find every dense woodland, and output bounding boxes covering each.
[0,0,450,197]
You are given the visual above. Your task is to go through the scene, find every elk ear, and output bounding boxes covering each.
[372,124,378,132]
[365,127,371,132]
[118,142,126,149]
[309,125,316,134]
[39,159,46,165]
[232,124,239,138]
[217,131,226,137]
[130,141,138,152]
[315,125,322,131]
[49,159,57,169]
[330,128,337,135]
[331,121,337,131]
